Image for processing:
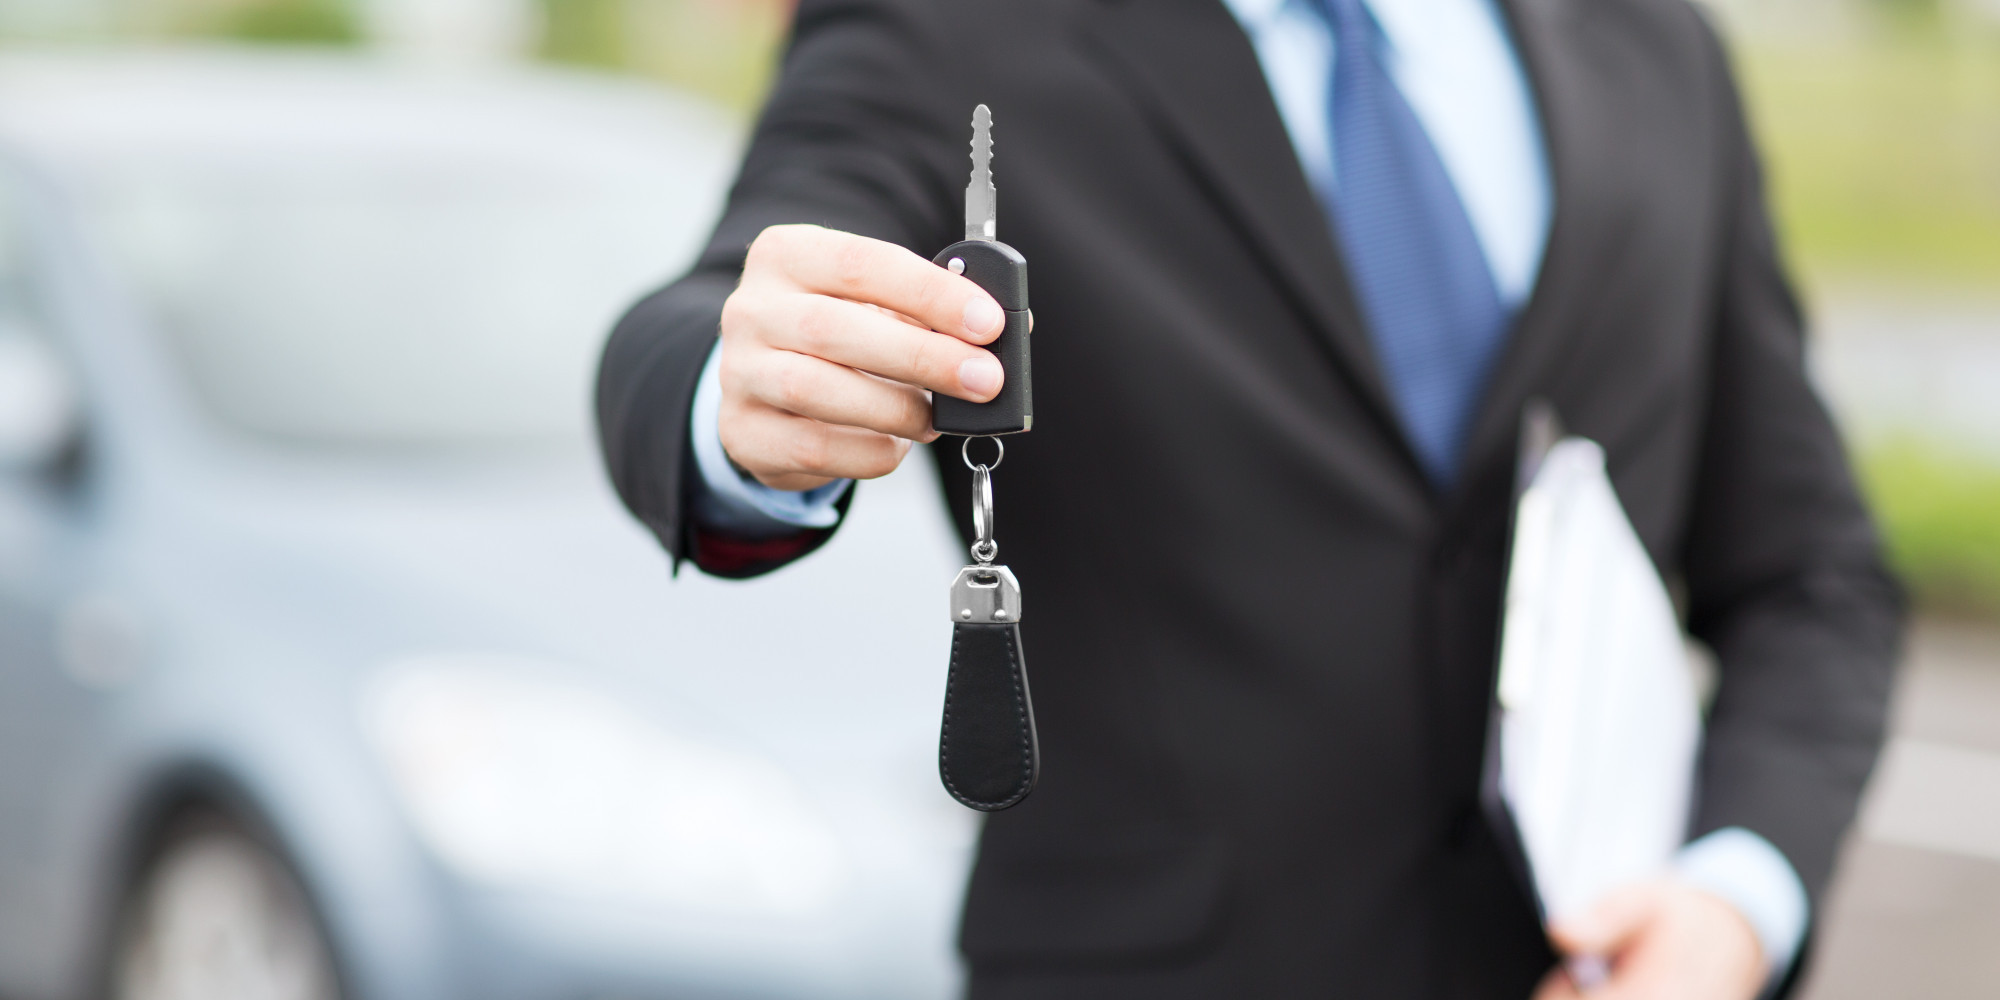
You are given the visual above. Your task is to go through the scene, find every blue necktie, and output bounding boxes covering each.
[1314,0,1510,486]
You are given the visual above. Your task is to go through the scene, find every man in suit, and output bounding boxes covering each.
[596,0,1903,995]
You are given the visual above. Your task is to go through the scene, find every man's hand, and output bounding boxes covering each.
[716,224,1008,491]
[1531,881,1766,1000]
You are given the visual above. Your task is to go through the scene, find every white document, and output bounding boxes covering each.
[1494,437,1701,923]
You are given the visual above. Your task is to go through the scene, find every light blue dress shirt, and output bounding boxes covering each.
[688,0,1807,972]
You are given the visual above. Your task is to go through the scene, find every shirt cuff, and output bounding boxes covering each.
[1674,827,1809,985]
[687,339,852,538]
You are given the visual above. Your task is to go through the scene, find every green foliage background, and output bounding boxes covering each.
[1742,14,2000,288]
[535,0,789,112]
[1863,441,2000,617]
[90,0,364,44]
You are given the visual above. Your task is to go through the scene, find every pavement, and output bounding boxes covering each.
[1796,620,2000,999]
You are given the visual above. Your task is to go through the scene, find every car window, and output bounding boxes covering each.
[59,105,732,449]
[0,167,43,338]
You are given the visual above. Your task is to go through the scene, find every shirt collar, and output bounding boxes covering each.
[1225,0,1418,66]
[1219,0,1289,31]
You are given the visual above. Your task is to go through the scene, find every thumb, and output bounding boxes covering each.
[1548,883,1665,958]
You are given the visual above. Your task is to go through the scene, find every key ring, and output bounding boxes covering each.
[970,464,997,564]
[961,435,1005,472]
[963,436,1002,564]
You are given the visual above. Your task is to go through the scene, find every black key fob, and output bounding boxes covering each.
[933,239,1030,436]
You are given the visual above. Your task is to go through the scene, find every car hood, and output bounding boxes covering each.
[114,439,967,768]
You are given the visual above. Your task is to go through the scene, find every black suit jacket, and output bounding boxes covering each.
[597,0,1903,995]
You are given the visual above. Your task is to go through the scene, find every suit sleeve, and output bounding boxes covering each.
[594,0,965,577]
[1679,22,1905,933]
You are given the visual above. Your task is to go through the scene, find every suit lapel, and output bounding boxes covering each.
[1459,0,1603,483]
[1077,0,1414,463]
[1079,0,1614,497]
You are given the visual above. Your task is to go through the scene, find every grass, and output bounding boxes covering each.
[113,0,362,45]
[222,0,356,44]
[1734,18,2000,292]
[538,0,791,113]
[1857,441,2000,620]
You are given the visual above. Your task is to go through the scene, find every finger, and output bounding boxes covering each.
[750,224,1005,344]
[745,350,939,442]
[1529,967,1582,1000]
[719,400,913,486]
[757,291,1004,402]
[863,301,932,330]
[1549,884,1665,958]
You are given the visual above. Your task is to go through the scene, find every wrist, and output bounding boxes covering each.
[1674,828,1809,984]
[689,339,851,535]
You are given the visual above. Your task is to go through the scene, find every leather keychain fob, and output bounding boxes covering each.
[933,103,1031,437]
[941,441,1038,810]
[935,105,1039,811]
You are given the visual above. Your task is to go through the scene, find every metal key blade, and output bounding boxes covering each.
[965,104,996,241]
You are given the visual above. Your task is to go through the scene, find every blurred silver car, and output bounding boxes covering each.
[0,48,977,1000]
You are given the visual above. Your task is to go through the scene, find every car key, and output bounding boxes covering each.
[934,105,1038,811]
[932,104,1030,436]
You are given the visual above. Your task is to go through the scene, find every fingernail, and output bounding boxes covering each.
[963,296,1003,338]
[959,355,1003,397]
